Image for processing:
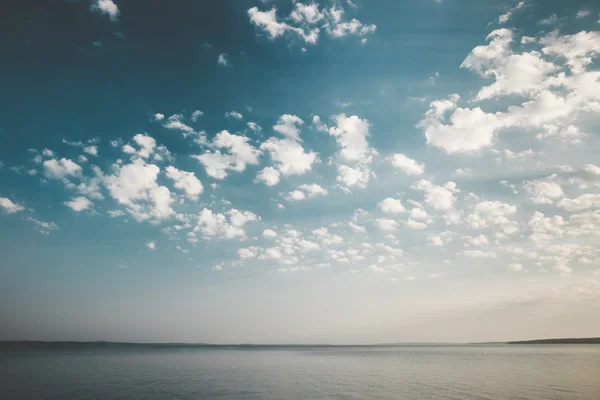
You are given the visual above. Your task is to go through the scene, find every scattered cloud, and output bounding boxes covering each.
[90,0,120,22]
[218,53,229,66]
[0,197,25,214]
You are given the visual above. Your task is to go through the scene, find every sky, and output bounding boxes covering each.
[1,0,600,344]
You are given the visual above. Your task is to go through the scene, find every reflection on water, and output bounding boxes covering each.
[1,345,599,399]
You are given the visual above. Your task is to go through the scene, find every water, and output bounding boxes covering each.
[1,344,599,399]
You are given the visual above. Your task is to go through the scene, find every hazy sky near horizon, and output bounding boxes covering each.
[1,0,600,344]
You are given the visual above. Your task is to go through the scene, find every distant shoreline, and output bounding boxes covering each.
[507,338,600,344]
[0,338,598,349]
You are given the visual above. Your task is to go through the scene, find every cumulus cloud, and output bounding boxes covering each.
[376,218,399,232]
[104,158,174,222]
[328,114,376,189]
[466,200,519,237]
[418,28,600,153]
[194,130,261,179]
[557,194,600,212]
[195,208,258,239]
[43,158,82,180]
[273,114,304,140]
[389,153,425,176]
[225,111,243,120]
[218,53,229,66]
[412,180,460,211]
[90,0,120,22]
[248,3,376,45]
[260,138,318,178]
[64,196,92,212]
[378,198,405,214]
[0,197,25,214]
[255,167,281,186]
[287,183,328,201]
[165,166,203,200]
[191,110,204,122]
[523,175,564,204]
[163,114,196,137]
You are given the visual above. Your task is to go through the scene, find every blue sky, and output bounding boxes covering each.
[1,0,600,344]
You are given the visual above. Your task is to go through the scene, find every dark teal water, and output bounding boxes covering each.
[1,345,599,399]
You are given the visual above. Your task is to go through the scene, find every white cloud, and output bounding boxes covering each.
[0,197,24,214]
[412,180,460,211]
[131,133,156,159]
[558,194,600,212]
[418,95,502,154]
[538,14,558,25]
[576,9,591,19]
[498,12,512,24]
[218,53,229,66]
[409,208,428,220]
[509,263,524,271]
[238,247,258,259]
[583,164,600,178]
[263,229,277,238]
[64,196,92,212]
[349,221,366,233]
[225,111,244,120]
[389,153,425,176]
[213,130,261,170]
[312,115,328,132]
[163,114,196,137]
[194,131,261,180]
[154,113,164,121]
[191,110,204,122]
[287,183,328,201]
[405,219,427,230]
[146,241,157,250]
[84,146,98,156]
[248,7,289,40]
[336,164,370,189]
[378,198,405,214]
[273,114,304,140]
[419,28,600,153]
[455,168,473,176]
[195,208,258,239]
[248,4,375,45]
[193,151,233,180]
[498,1,526,24]
[107,209,125,217]
[328,114,373,162]
[463,234,488,246]
[24,216,59,234]
[290,3,324,25]
[255,167,281,186]
[260,138,318,177]
[165,166,203,200]
[328,114,375,189]
[523,175,564,204]
[377,218,399,232]
[104,158,174,222]
[247,122,262,132]
[90,0,120,22]
[43,158,82,180]
[528,211,566,244]
[466,201,519,236]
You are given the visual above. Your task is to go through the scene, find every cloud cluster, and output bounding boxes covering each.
[248,2,376,45]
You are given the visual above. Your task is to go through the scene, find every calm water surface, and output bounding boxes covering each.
[1,345,599,399]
